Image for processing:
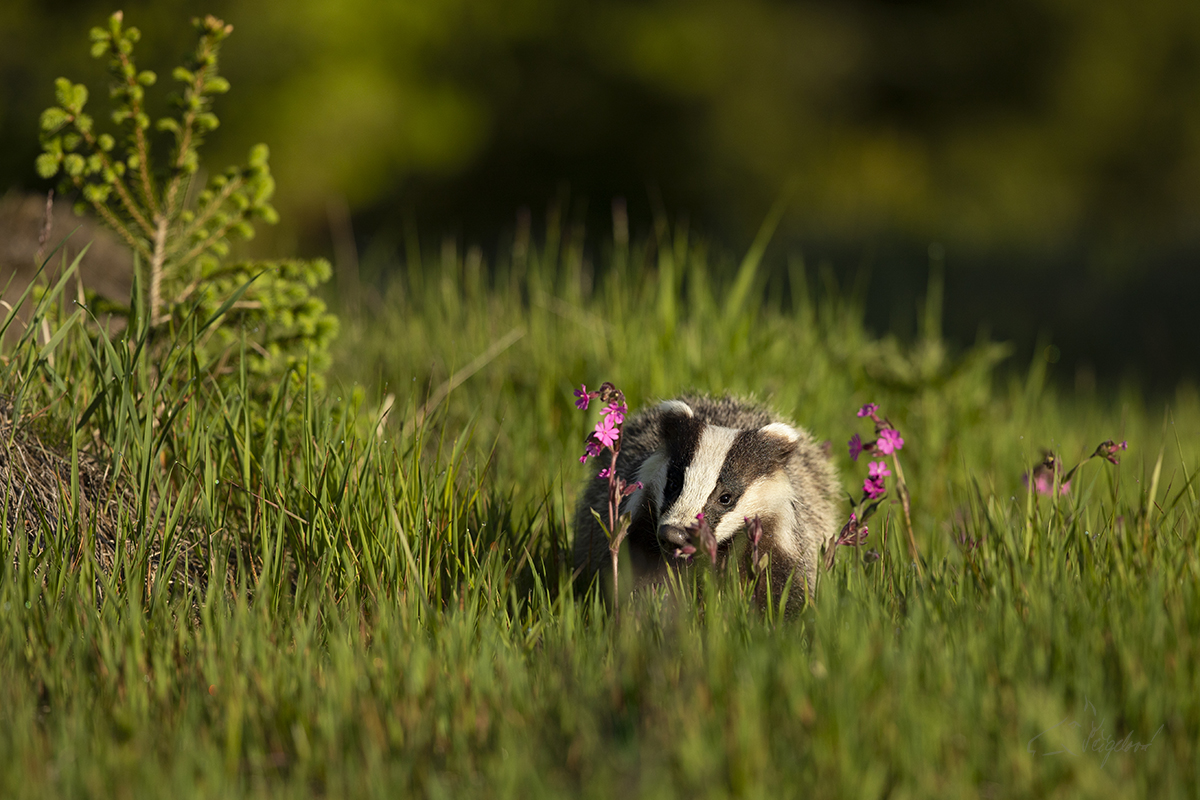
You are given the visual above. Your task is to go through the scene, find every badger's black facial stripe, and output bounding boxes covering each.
[663,462,685,508]
[659,415,703,509]
[723,428,794,483]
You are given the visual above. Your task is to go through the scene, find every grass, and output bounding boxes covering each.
[1,216,1197,798]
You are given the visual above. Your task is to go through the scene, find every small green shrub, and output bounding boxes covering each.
[36,10,337,389]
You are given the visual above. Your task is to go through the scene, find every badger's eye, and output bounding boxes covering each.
[718,492,732,506]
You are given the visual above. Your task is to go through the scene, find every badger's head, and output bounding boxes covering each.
[628,400,803,560]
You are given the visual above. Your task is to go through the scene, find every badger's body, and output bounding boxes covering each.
[573,395,840,606]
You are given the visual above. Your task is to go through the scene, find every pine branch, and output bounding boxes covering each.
[37,11,338,394]
[73,125,156,239]
[68,171,152,261]
[111,46,159,217]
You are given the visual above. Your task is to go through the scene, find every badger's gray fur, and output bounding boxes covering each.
[573,395,840,606]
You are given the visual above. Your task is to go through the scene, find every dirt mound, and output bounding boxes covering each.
[1,191,133,323]
[0,397,209,599]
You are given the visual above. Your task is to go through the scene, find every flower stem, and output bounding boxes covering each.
[605,448,621,618]
[890,452,923,577]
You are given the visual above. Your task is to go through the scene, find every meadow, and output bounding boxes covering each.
[1,216,1197,799]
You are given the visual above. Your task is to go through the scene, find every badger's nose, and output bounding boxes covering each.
[658,525,690,547]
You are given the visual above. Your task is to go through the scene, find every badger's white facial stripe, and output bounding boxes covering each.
[659,424,738,527]
[714,472,800,559]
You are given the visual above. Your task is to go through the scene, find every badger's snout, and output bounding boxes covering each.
[657,524,691,548]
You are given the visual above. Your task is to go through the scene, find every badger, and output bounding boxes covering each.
[573,395,840,608]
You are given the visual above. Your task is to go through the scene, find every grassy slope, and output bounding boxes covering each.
[1,226,1197,798]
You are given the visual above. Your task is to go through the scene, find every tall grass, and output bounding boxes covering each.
[1,221,1197,798]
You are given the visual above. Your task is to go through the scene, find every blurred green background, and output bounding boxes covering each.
[2,0,1199,388]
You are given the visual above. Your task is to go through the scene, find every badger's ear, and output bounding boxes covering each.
[759,422,801,444]
[656,399,697,443]
[758,422,801,461]
[655,400,694,419]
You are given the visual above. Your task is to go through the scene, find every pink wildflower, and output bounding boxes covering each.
[601,402,627,426]
[598,467,611,479]
[580,438,603,464]
[574,384,592,410]
[838,513,869,546]
[594,415,620,448]
[1094,439,1128,465]
[825,512,869,568]
[688,512,718,566]
[863,462,890,499]
[1023,454,1070,496]
[875,428,904,455]
[1026,471,1070,496]
[857,403,879,419]
[848,433,864,461]
[745,515,763,550]
[863,476,886,499]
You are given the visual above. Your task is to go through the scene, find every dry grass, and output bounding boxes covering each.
[0,396,208,600]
